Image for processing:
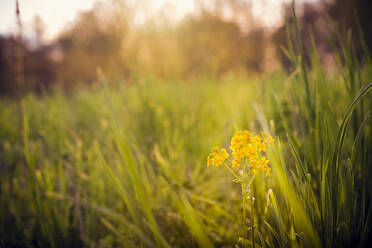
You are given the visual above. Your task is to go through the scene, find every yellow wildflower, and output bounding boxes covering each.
[209,130,274,175]
[259,157,269,167]
[260,132,266,138]
[232,158,241,167]
[250,158,259,166]
[252,135,262,146]
[259,142,266,152]
[230,131,258,161]
[258,157,271,177]
[268,135,274,146]
[207,147,229,167]
[230,131,251,152]
[265,167,271,177]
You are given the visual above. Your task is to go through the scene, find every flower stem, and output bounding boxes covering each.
[242,162,246,248]
[248,173,256,187]
[222,163,240,180]
[251,185,255,248]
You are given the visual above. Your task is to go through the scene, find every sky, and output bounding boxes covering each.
[0,0,100,39]
[0,0,316,41]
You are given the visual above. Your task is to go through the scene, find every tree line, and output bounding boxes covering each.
[0,0,370,95]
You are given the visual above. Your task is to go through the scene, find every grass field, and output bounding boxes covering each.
[1,21,372,248]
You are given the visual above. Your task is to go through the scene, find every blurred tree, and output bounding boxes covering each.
[327,0,372,56]
[121,5,266,79]
[57,1,130,87]
[177,12,265,77]
[0,35,57,95]
[24,44,58,92]
[272,0,372,70]
[0,36,17,95]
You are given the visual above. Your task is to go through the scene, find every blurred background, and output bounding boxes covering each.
[0,0,371,94]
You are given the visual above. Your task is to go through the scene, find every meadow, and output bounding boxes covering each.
[1,11,372,248]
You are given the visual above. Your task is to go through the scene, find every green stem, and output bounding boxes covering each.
[251,185,255,248]
[248,173,256,187]
[242,162,246,248]
[222,163,240,180]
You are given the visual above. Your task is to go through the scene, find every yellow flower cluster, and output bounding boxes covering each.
[207,147,229,167]
[207,130,274,177]
[230,130,273,176]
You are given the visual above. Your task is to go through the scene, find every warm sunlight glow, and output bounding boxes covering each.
[0,0,316,40]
